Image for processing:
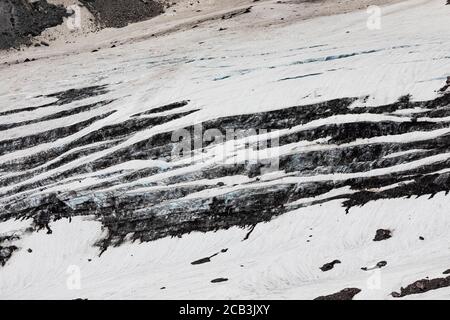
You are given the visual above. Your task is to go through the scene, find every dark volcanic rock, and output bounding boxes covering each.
[320,259,341,272]
[79,0,164,28]
[191,257,211,265]
[314,288,361,300]
[0,245,18,266]
[439,76,450,92]
[0,234,20,266]
[392,276,450,298]
[211,278,228,283]
[373,229,392,241]
[0,0,70,49]
[362,260,387,271]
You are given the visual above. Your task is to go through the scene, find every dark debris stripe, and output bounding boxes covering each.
[0,85,109,117]
[0,99,115,132]
[0,111,116,156]
[0,107,198,185]
[1,90,450,249]
[392,275,450,298]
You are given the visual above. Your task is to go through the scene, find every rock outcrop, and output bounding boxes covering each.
[0,0,69,49]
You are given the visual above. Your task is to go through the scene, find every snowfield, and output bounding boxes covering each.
[1,0,450,299]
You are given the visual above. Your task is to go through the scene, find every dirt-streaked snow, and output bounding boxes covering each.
[1,0,450,300]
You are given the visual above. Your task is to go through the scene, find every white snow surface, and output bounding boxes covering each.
[1,0,450,299]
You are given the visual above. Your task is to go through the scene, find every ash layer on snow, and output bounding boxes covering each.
[2,88,450,255]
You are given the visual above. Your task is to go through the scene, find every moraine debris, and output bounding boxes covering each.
[314,288,361,300]
[392,275,450,298]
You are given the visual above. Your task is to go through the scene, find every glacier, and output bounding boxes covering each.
[0,0,450,299]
